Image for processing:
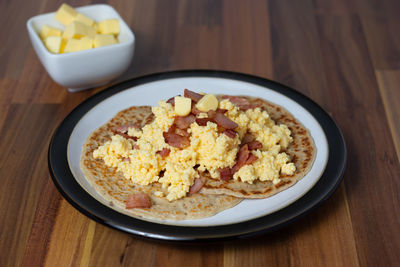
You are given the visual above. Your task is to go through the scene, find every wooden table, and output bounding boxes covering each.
[1,0,400,266]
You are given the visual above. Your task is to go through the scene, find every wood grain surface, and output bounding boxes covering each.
[1,0,399,266]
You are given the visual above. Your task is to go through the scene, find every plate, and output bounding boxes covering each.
[48,70,346,241]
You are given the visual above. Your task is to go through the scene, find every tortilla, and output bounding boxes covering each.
[80,95,316,221]
[80,106,242,221]
[200,96,316,198]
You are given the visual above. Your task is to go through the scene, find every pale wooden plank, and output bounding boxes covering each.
[375,70,400,162]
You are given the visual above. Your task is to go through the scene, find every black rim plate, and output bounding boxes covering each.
[48,70,346,242]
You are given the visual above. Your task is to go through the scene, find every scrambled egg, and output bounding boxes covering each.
[93,96,296,201]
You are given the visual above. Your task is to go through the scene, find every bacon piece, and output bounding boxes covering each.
[174,115,195,129]
[184,89,203,102]
[222,95,260,110]
[242,132,255,144]
[217,108,228,114]
[224,129,237,138]
[219,167,232,181]
[126,192,151,209]
[175,128,190,137]
[166,97,175,106]
[247,141,263,150]
[163,132,190,149]
[191,106,202,115]
[115,132,138,141]
[213,112,238,129]
[189,174,206,194]
[195,118,213,126]
[246,153,258,164]
[121,157,131,162]
[113,123,141,134]
[156,148,171,158]
[232,144,250,173]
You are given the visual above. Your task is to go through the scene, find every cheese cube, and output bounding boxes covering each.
[93,34,118,48]
[64,37,93,53]
[39,25,62,40]
[60,39,67,53]
[196,94,218,112]
[75,13,94,26]
[174,97,192,116]
[64,39,81,53]
[45,36,62,53]
[55,3,77,25]
[98,19,120,35]
[79,37,93,50]
[63,21,96,40]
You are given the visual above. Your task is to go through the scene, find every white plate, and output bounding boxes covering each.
[67,76,328,226]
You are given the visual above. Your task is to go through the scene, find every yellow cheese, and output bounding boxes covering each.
[79,36,93,50]
[196,94,218,112]
[75,13,95,26]
[55,3,78,25]
[98,19,120,35]
[39,25,62,40]
[59,39,67,53]
[63,21,96,40]
[174,96,192,116]
[64,38,81,53]
[45,36,62,53]
[93,34,118,48]
[63,37,93,53]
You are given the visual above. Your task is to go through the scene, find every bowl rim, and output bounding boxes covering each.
[26,4,135,58]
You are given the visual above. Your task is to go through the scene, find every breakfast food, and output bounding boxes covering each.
[80,90,316,220]
[40,3,120,54]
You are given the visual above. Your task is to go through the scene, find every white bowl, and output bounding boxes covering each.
[27,4,135,92]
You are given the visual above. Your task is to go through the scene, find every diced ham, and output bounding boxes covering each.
[191,106,202,115]
[121,157,131,162]
[232,144,250,173]
[126,192,151,209]
[113,123,141,134]
[195,118,213,126]
[213,112,238,129]
[246,153,258,164]
[115,132,138,141]
[163,132,190,149]
[184,89,203,102]
[175,128,190,137]
[156,148,171,158]
[223,129,237,138]
[189,174,206,194]
[247,141,263,150]
[174,115,195,129]
[242,132,255,144]
[219,167,232,181]
[166,97,175,105]
[222,95,260,110]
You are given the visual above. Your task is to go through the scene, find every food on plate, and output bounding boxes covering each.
[80,90,316,220]
[39,3,120,54]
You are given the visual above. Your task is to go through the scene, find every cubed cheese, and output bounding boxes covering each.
[63,21,96,40]
[98,19,120,35]
[196,94,218,112]
[55,3,77,25]
[174,96,192,116]
[79,36,93,50]
[75,13,94,26]
[64,39,81,53]
[39,25,62,40]
[93,34,118,48]
[45,36,62,53]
